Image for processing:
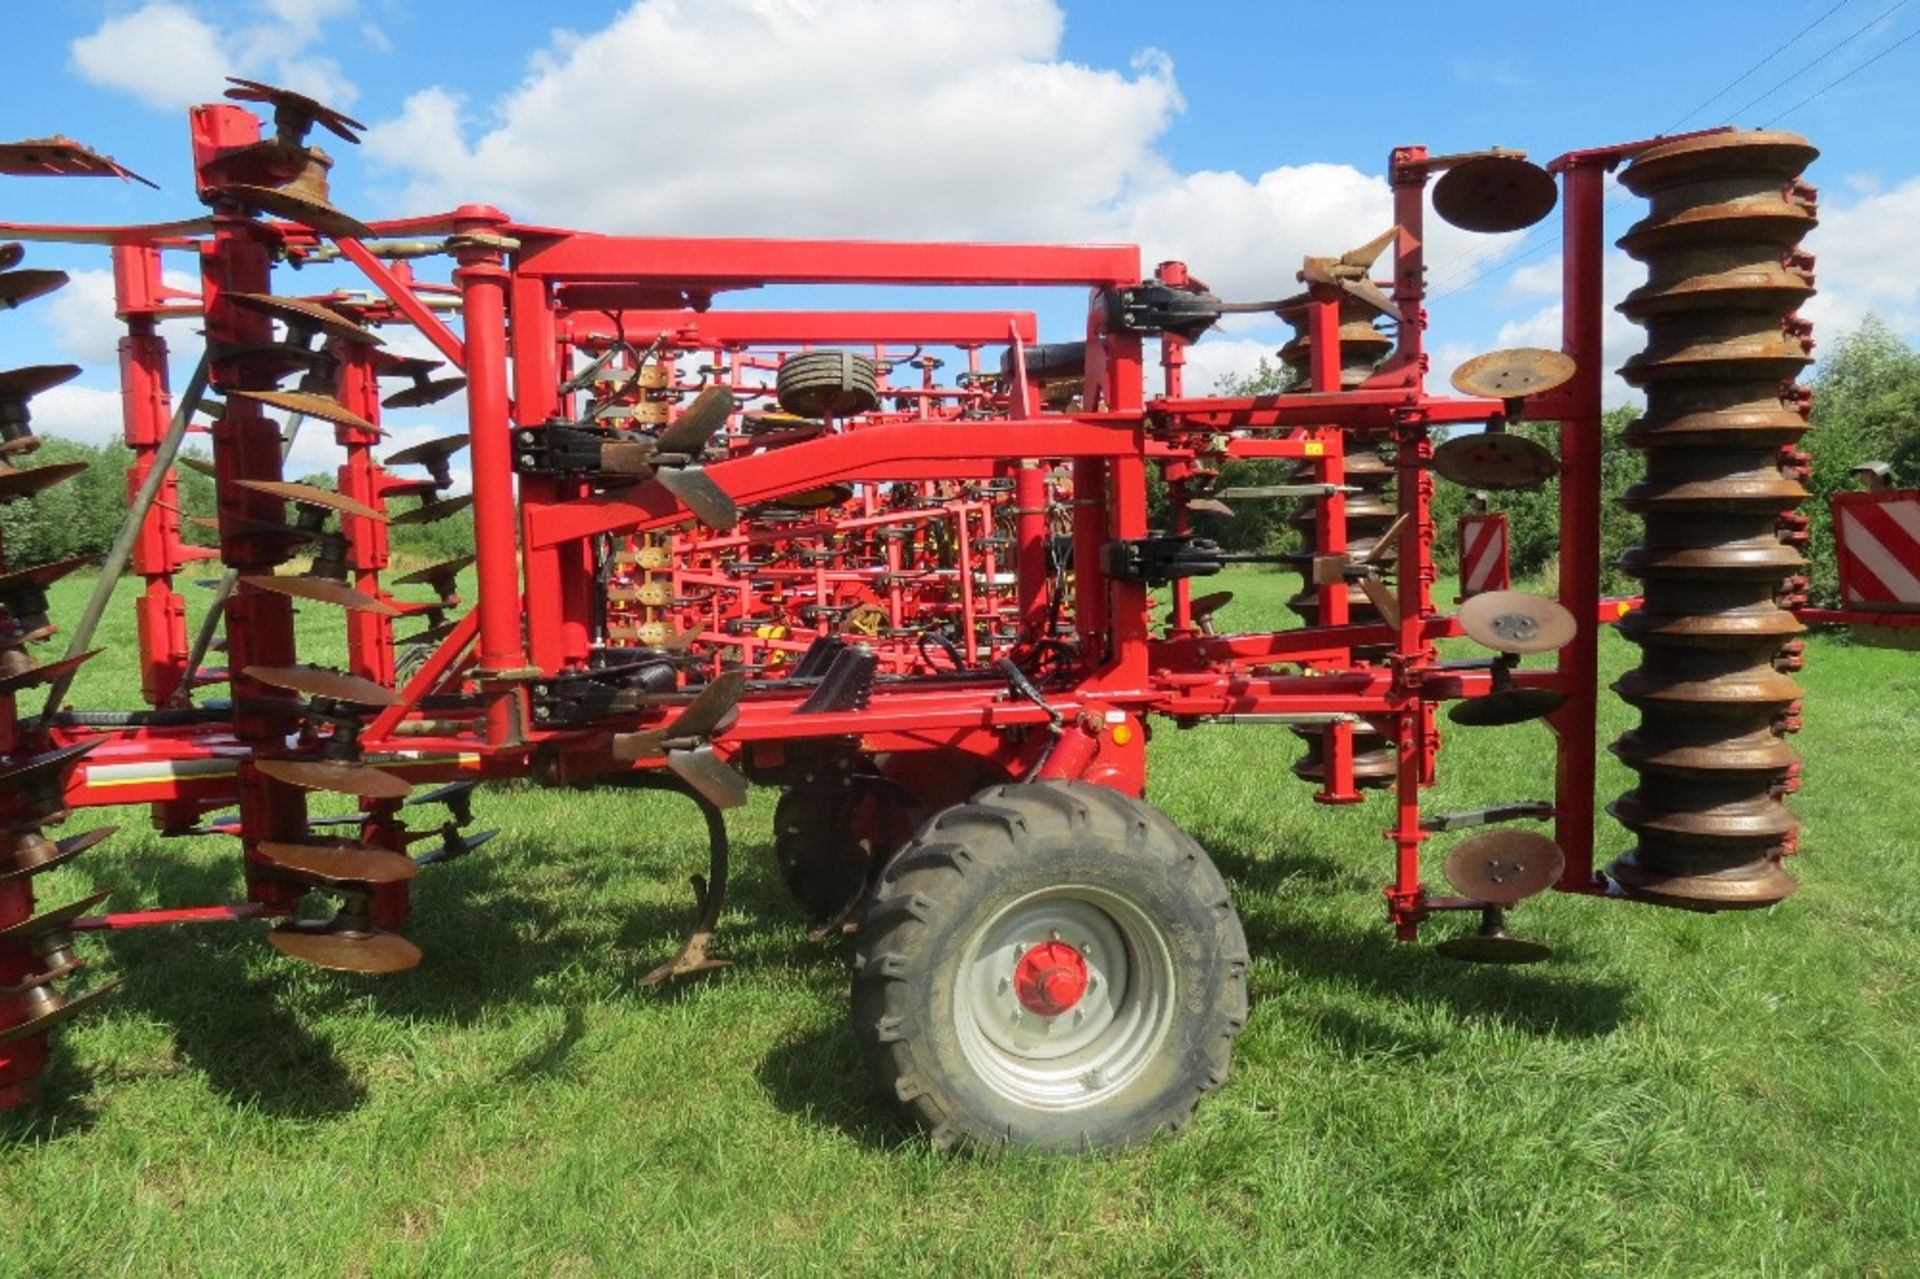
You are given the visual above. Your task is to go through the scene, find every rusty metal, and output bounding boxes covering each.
[1450,348,1577,400]
[268,916,421,975]
[225,387,381,434]
[1608,129,1818,911]
[388,494,472,526]
[0,826,116,882]
[241,573,397,616]
[1430,430,1558,490]
[233,479,386,523]
[1459,590,1577,654]
[0,269,68,309]
[1434,906,1552,964]
[243,664,402,706]
[1442,829,1566,903]
[254,840,418,886]
[227,292,382,346]
[1431,153,1557,233]
[0,135,156,187]
[254,758,414,800]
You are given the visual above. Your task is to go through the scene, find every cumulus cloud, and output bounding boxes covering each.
[27,383,124,449]
[70,0,361,113]
[1483,249,1648,407]
[1799,175,1920,344]
[365,0,1179,243]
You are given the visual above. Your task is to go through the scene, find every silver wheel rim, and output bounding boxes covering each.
[953,884,1176,1111]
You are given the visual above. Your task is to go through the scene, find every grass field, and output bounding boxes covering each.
[0,567,1916,1277]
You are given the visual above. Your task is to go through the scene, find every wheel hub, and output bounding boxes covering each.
[1013,940,1088,1016]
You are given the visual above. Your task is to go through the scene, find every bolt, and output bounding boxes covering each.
[997,976,1010,994]
[1049,929,1061,942]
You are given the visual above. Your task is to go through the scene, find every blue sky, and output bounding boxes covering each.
[5,0,1917,468]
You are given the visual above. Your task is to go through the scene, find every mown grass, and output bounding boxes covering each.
[0,568,1915,1277]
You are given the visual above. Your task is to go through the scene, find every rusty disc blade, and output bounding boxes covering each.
[0,740,99,796]
[1190,590,1234,621]
[389,495,472,526]
[656,465,739,530]
[242,573,398,616]
[765,483,854,512]
[225,388,381,435]
[0,460,88,502]
[0,363,81,402]
[0,553,94,593]
[255,758,414,800]
[0,825,116,882]
[233,479,385,523]
[0,888,114,943]
[1451,348,1577,400]
[1435,931,1552,965]
[671,672,747,743]
[1430,432,1558,491]
[393,555,474,587]
[1187,497,1234,518]
[244,663,401,706]
[0,134,157,186]
[1459,590,1578,654]
[0,648,99,696]
[382,377,465,410]
[1448,687,1567,727]
[177,455,217,478]
[0,268,68,309]
[220,184,375,240]
[255,840,418,886]
[268,925,421,975]
[225,292,382,345]
[0,980,122,1045]
[1432,154,1558,233]
[1443,830,1566,904]
[224,77,368,144]
[0,243,19,271]
[384,433,469,469]
[655,385,735,454]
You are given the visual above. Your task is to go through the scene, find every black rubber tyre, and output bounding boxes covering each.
[775,350,879,419]
[773,786,874,922]
[850,780,1248,1151]
[997,340,1086,383]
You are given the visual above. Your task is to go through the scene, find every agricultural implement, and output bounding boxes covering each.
[0,84,1828,1149]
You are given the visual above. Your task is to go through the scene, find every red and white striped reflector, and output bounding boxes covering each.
[1458,512,1510,599]
[1834,491,1920,610]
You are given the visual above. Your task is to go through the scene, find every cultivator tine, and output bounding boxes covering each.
[255,758,414,800]
[242,573,399,616]
[226,293,382,346]
[381,358,466,409]
[243,664,402,707]
[1441,830,1565,904]
[0,980,123,1045]
[255,840,419,887]
[1431,152,1558,234]
[671,672,746,742]
[1434,906,1552,965]
[0,268,68,309]
[0,135,157,187]
[0,648,100,695]
[1429,431,1558,491]
[0,363,81,457]
[667,745,750,810]
[389,495,472,527]
[232,479,386,523]
[1450,348,1577,401]
[0,826,117,883]
[225,388,381,435]
[0,460,89,503]
[655,465,739,531]
[413,827,498,869]
[268,920,421,975]
[654,385,734,455]
[1458,591,1576,655]
[224,77,367,148]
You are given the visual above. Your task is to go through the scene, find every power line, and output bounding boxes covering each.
[1764,20,1920,122]
[1720,0,1912,121]
[1660,0,1854,133]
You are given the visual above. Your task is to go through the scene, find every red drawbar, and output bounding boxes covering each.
[1014,941,1090,1016]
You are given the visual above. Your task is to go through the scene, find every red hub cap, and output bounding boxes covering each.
[1013,940,1089,1016]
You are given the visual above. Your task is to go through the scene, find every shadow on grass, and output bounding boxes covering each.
[755,1020,915,1150]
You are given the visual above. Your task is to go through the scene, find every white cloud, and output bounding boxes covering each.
[28,383,124,449]
[1799,175,1920,344]
[1488,250,1647,407]
[44,268,201,370]
[69,1,360,114]
[1177,336,1284,395]
[366,0,1179,241]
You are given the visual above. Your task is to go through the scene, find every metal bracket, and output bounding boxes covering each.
[1419,801,1556,833]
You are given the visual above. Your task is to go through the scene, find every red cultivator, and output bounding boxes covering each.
[0,82,1836,1148]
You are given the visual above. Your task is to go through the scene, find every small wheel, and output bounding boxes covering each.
[773,786,877,922]
[775,350,879,419]
[851,780,1248,1151]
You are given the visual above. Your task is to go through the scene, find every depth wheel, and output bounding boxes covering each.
[772,785,908,923]
[851,780,1248,1151]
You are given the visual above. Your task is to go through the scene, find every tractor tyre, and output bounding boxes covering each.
[850,780,1248,1151]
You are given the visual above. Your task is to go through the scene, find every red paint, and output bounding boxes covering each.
[1014,941,1089,1016]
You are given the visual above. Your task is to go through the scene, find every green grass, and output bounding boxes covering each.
[2,568,1917,1277]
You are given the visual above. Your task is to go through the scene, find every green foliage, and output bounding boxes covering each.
[1149,354,1299,554]
[0,437,139,564]
[1801,316,1920,605]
